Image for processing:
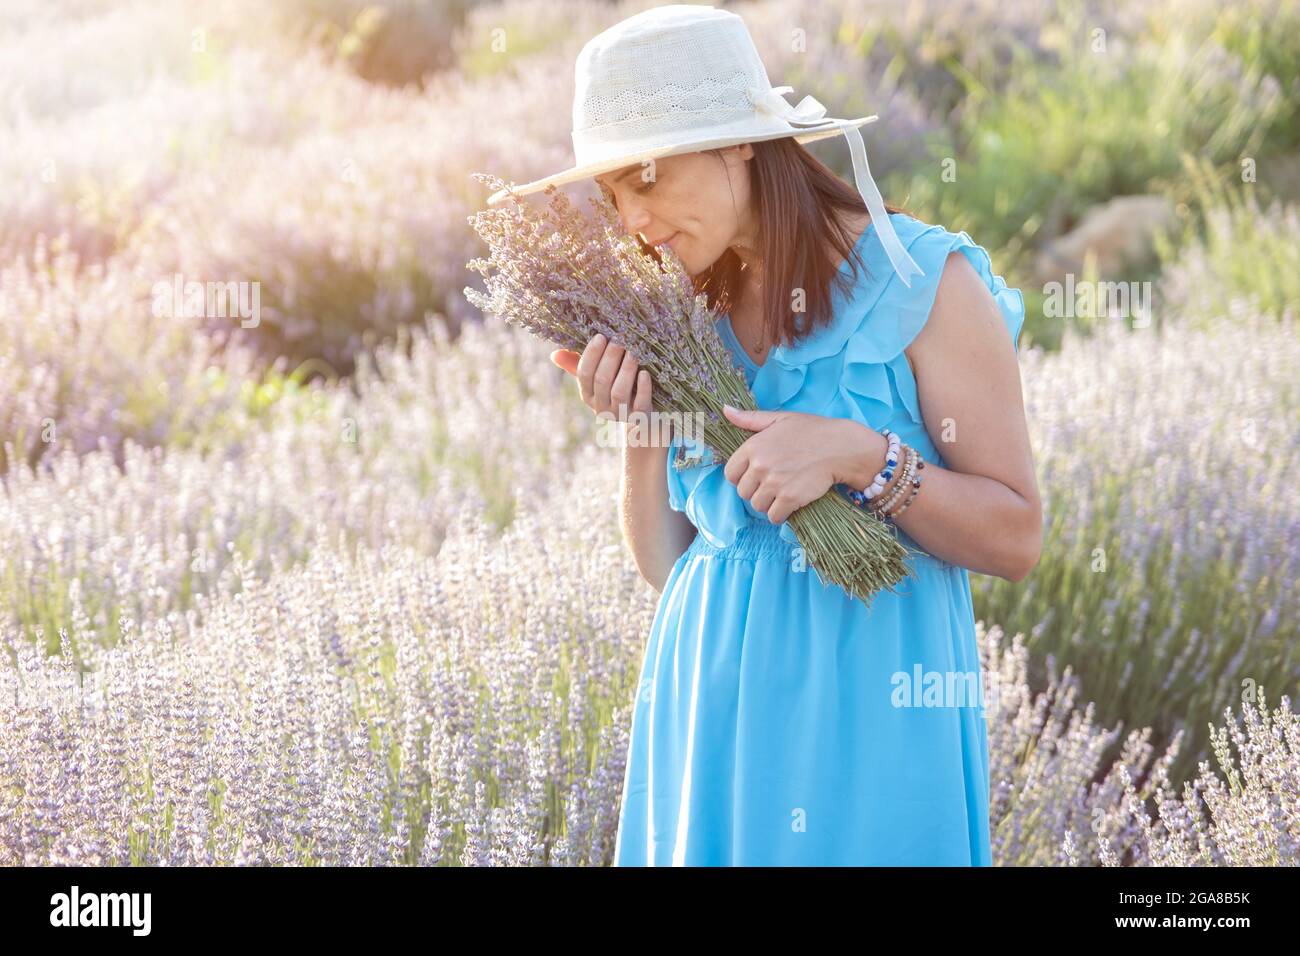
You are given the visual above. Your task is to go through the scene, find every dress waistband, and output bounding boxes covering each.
[683,521,953,572]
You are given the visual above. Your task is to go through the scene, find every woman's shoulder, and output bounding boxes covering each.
[883,215,1024,358]
[827,211,1025,363]
[747,211,1026,413]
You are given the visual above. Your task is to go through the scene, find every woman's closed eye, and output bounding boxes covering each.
[599,179,653,205]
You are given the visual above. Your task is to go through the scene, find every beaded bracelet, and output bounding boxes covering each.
[837,431,909,515]
[886,455,926,521]
[883,450,925,522]
[875,445,917,518]
[843,427,900,508]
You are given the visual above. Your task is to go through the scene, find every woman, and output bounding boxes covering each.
[506,5,1041,865]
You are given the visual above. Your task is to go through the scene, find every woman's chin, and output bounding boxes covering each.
[671,250,698,276]
[659,248,695,276]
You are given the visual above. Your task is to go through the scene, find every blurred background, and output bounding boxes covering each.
[0,0,1296,866]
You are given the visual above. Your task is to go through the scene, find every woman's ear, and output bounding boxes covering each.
[719,143,754,165]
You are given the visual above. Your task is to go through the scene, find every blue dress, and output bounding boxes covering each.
[612,213,1025,866]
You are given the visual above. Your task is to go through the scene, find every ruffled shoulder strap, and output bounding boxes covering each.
[763,214,1024,371]
[752,214,1025,413]
[840,215,1026,364]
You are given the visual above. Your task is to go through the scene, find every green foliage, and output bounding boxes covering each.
[1186,0,1300,152]
[905,17,1282,256]
[1154,156,1300,325]
[456,11,576,79]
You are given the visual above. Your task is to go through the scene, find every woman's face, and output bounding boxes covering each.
[593,145,756,276]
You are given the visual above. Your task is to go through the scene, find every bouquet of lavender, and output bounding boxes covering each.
[464,172,909,604]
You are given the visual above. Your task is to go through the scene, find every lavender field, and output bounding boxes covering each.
[1,0,1297,866]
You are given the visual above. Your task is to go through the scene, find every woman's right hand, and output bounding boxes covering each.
[550,333,653,426]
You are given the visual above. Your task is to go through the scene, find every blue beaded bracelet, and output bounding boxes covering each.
[842,427,899,507]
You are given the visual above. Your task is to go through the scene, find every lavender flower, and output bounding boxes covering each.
[464,172,909,603]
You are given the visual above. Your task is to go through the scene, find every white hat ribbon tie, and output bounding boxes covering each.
[747,85,925,288]
[749,85,828,125]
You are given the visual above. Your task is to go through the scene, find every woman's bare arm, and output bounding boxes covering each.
[552,335,697,593]
[619,441,697,592]
[895,251,1041,579]
[835,251,1043,581]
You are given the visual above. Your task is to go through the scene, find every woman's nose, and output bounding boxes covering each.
[621,213,650,235]
[618,197,652,232]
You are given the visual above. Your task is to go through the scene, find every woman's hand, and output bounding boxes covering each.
[551,333,653,434]
[721,405,878,524]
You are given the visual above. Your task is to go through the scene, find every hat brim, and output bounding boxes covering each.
[483,115,878,206]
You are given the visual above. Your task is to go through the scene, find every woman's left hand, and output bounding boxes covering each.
[721,404,868,524]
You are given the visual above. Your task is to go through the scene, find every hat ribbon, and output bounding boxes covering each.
[748,85,925,288]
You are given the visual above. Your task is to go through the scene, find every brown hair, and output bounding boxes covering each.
[642,136,909,350]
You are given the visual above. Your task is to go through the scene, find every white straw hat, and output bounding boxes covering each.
[483,3,924,286]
